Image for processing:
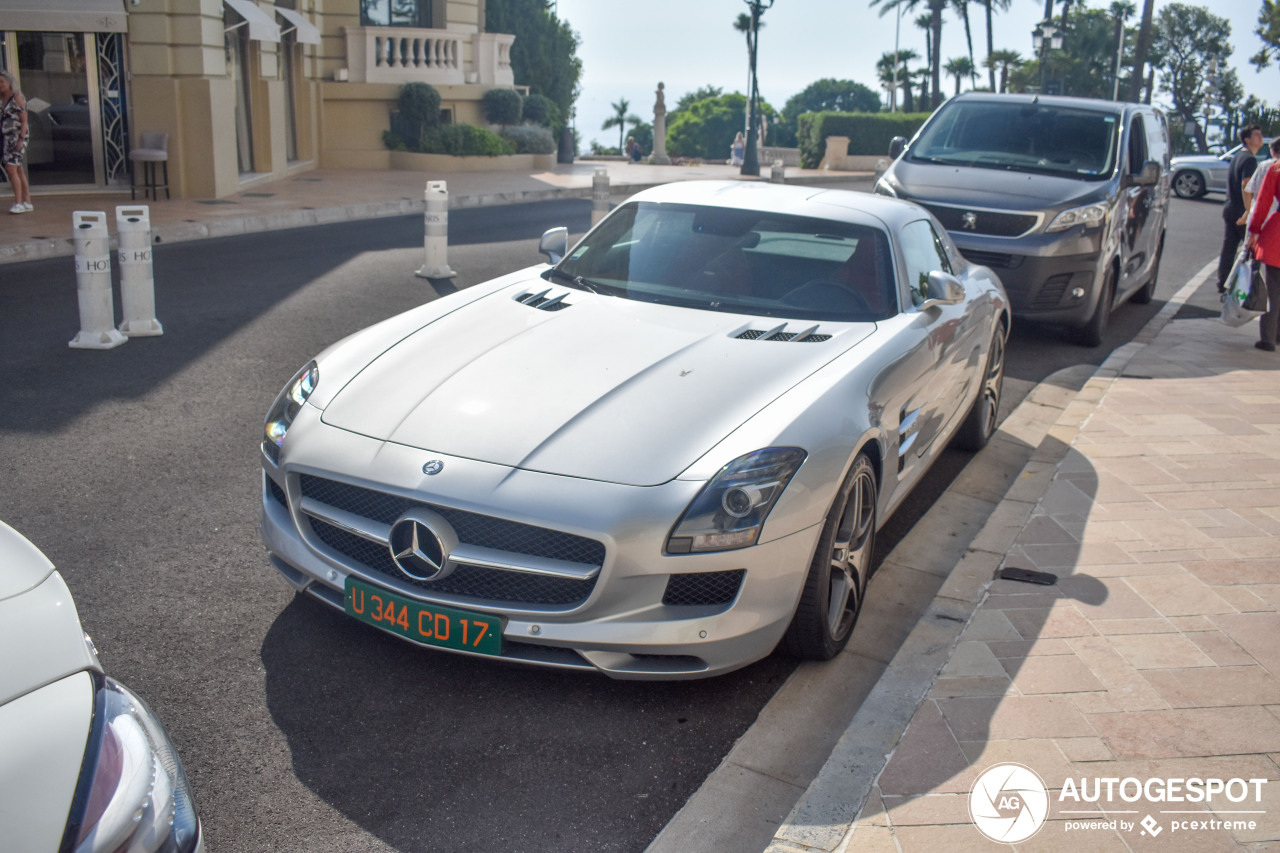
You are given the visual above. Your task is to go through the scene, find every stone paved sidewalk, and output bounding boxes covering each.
[843,315,1280,852]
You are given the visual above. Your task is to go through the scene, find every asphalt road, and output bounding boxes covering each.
[0,192,1225,853]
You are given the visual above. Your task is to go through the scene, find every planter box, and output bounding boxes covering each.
[389,151,557,172]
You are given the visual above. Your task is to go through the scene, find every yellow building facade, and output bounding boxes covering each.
[0,0,515,198]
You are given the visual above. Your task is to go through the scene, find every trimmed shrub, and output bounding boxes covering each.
[481,88,524,127]
[422,124,516,157]
[501,125,557,155]
[797,111,931,168]
[397,82,442,147]
[522,93,560,127]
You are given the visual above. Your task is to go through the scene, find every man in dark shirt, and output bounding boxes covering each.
[1219,124,1265,292]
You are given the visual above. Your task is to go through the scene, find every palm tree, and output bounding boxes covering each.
[602,98,640,152]
[877,49,920,111]
[733,13,758,132]
[983,49,1023,93]
[870,0,948,109]
[944,56,975,95]
[1109,0,1135,99]
[1128,0,1155,102]
[972,0,1012,90]
[951,0,978,86]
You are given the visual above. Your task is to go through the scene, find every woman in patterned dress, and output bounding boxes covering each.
[0,70,32,214]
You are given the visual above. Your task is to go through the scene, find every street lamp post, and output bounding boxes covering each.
[741,0,773,177]
[1032,20,1064,94]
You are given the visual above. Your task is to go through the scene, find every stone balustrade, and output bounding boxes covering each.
[343,27,514,87]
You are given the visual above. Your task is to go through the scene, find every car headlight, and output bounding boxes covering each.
[1044,201,1107,232]
[64,676,200,853]
[666,448,806,554]
[262,360,319,464]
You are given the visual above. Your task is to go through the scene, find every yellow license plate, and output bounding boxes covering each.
[344,578,503,656]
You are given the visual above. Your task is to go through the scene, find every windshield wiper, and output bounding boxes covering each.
[541,267,607,294]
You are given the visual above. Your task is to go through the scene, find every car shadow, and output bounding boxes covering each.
[259,595,793,852]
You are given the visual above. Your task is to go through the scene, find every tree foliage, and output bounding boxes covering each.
[775,79,881,146]
[666,92,776,161]
[1149,2,1232,152]
[484,0,582,127]
[481,88,524,126]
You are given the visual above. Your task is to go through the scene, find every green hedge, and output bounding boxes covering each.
[797,111,931,168]
[422,124,516,156]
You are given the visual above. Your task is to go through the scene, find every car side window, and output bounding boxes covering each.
[1145,112,1170,168]
[901,219,951,306]
[1128,115,1149,175]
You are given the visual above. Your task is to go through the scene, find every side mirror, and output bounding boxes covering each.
[538,226,569,264]
[888,136,907,159]
[1133,160,1161,187]
[917,271,965,310]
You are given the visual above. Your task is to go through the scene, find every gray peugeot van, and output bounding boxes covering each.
[875,93,1170,346]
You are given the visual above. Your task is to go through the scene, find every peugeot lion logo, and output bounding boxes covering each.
[387,509,458,582]
[962,211,978,230]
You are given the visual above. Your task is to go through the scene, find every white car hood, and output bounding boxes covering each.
[321,281,874,486]
[0,521,98,708]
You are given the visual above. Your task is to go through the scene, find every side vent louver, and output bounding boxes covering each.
[736,323,831,343]
[514,288,572,311]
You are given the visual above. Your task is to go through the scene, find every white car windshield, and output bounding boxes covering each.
[909,101,1120,179]
[549,202,897,322]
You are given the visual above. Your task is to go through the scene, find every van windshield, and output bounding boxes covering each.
[908,101,1120,179]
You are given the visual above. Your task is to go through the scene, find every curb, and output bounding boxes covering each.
[763,259,1217,853]
[0,173,872,266]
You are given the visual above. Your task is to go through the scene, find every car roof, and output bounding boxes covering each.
[624,180,930,232]
[947,91,1148,117]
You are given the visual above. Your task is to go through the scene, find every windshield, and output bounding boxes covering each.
[909,101,1120,179]
[552,202,897,322]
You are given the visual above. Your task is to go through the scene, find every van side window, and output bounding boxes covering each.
[1145,112,1170,168]
[901,219,951,305]
[1128,116,1149,175]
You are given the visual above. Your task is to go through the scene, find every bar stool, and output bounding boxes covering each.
[129,132,170,200]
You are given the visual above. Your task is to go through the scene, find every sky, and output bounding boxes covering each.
[551,0,1276,153]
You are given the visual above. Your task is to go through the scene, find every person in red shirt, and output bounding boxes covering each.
[1245,158,1280,352]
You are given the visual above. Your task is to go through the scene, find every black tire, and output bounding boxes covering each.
[1075,266,1115,348]
[954,324,1007,451]
[784,453,877,660]
[1131,236,1163,305]
[1172,170,1206,199]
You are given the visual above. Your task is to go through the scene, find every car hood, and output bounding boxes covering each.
[892,159,1109,210]
[0,521,98,708]
[1169,154,1223,167]
[320,281,874,486]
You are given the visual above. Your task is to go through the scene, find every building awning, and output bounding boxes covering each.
[223,0,280,42]
[275,7,321,45]
[0,0,127,33]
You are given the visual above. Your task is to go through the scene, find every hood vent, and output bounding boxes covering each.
[736,323,830,343]
[514,288,572,312]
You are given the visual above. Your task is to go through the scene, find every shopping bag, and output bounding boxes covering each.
[1244,262,1270,313]
[1222,254,1266,327]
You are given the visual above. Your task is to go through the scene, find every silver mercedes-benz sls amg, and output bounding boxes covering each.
[260,181,1009,679]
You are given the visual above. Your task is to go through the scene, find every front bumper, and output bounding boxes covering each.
[260,415,823,680]
[954,229,1105,325]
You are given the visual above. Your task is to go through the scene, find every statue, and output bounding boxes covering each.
[649,82,671,165]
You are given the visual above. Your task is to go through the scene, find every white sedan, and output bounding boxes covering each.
[259,181,1009,679]
[0,520,202,852]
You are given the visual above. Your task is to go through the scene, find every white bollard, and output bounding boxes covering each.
[770,159,786,184]
[415,180,456,280]
[116,205,162,337]
[69,211,127,350]
[591,167,610,226]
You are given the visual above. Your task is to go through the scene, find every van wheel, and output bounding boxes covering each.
[1075,267,1114,348]
[784,453,876,661]
[1172,170,1205,199]
[1132,238,1163,305]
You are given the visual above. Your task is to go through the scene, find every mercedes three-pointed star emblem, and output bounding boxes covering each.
[387,509,459,582]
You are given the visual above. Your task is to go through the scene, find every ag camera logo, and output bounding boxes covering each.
[970,763,1050,843]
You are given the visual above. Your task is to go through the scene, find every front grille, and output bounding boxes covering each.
[309,519,596,606]
[297,475,605,609]
[920,203,1039,238]
[960,249,1022,270]
[299,476,605,566]
[736,330,832,342]
[662,570,746,606]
